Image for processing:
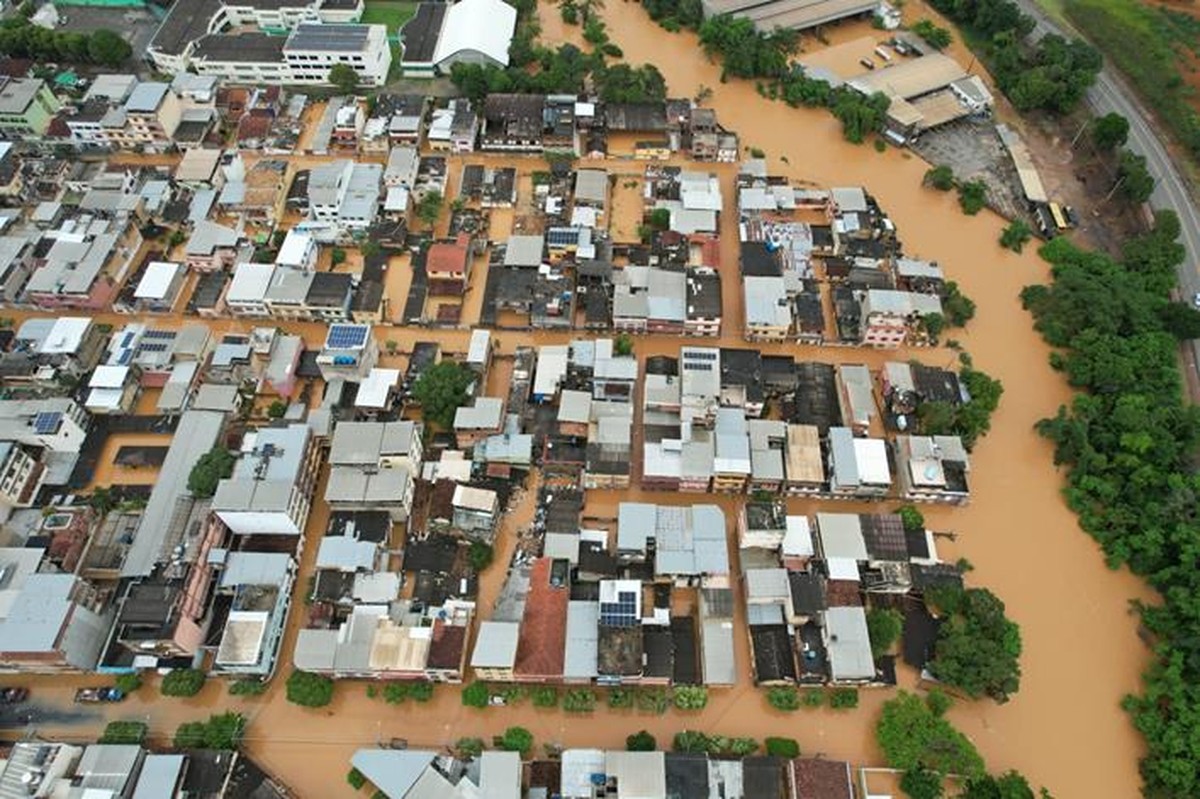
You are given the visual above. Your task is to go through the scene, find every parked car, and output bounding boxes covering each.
[0,687,28,704]
[74,687,125,703]
[859,58,875,70]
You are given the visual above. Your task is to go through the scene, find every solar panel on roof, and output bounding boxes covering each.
[118,350,133,365]
[325,324,368,349]
[144,329,175,340]
[138,343,169,353]
[33,411,62,435]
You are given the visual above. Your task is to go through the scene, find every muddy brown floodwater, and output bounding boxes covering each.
[0,7,1157,797]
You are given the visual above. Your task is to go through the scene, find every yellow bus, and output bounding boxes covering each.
[1048,202,1069,231]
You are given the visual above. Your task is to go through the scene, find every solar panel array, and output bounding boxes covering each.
[599,590,638,627]
[143,329,175,340]
[325,324,368,350]
[32,411,62,435]
[138,343,170,353]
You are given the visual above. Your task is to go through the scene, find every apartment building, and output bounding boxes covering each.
[0,77,61,138]
[212,424,320,536]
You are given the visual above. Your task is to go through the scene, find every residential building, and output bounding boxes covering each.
[471,620,519,681]
[306,160,382,240]
[24,218,142,311]
[326,420,423,520]
[317,323,379,382]
[827,426,892,497]
[712,407,751,493]
[184,220,240,272]
[784,423,825,494]
[893,433,971,505]
[0,77,61,138]
[212,424,320,535]
[454,396,504,448]
[480,94,544,152]
[427,98,478,152]
[686,268,723,337]
[212,551,296,677]
[3,317,106,386]
[84,365,140,415]
[0,548,112,671]
[426,234,472,295]
[743,275,793,341]
[616,502,729,583]
[861,289,943,348]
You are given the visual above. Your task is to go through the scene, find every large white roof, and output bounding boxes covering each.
[432,0,517,68]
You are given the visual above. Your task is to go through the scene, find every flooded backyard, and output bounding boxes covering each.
[0,6,1158,798]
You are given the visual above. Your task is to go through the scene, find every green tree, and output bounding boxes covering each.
[876,691,985,776]
[637,688,669,713]
[957,180,988,215]
[174,722,208,749]
[1000,220,1033,253]
[87,29,131,67]
[173,713,245,749]
[169,229,187,247]
[867,608,904,658]
[921,312,946,339]
[672,685,708,710]
[161,668,206,697]
[328,63,359,94]
[1159,302,1200,340]
[765,737,800,757]
[1091,112,1129,151]
[609,688,635,708]
[267,399,287,419]
[626,730,657,751]
[498,726,533,754]
[462,681,490,708]
[673,730,710,753]
[924,165,955,191]
[187,448,235,498]
[331,247,347,266]
[416,190,444,229]
[901,767,945,799]
[563,689,597,712]
[614,333,634,356]
[468,540,494,571]
[347,768,366,789]
[648,207,671,230]
[1117,149,1155,204]
[911,19,953,49]
[410,682,435,702]
[927,586,1022,702]
[384,682,410,704]
[286,670,334,708]
[897,504,924,532]
[413,360,476,428]
[942,281,976,327]
[801,689,824,708]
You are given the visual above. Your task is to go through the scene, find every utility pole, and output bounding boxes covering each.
[1070,118,1090,149]
[1103,174,1127,205]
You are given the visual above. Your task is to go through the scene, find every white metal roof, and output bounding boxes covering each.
[356,367,400,409]
[432,0,517,68]
[226,262,275,303]
[133,261,182,300]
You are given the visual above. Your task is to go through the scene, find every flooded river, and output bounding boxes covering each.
[0,6,1156,797]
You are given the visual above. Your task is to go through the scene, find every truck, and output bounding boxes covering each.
[74,687,125,703]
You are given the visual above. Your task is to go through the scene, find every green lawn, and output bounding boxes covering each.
[362,0,419,34]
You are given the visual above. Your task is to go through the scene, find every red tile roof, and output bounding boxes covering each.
[427,620,468,671]
[792,758,853,799]
[426,239,469,276]
[513,557,568,679]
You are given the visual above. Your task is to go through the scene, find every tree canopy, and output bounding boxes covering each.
[0,17,129,66]
[1091,112,1130,151]
[413,360,476,428]
[160,668,206,697]
[927,586,1023,702]
[173,713,245,750]
[286,670,334,708]
[876,691,985,777]
[187,448,235,498]
[866,608,904,658]
[328,63,359,95]
[1117,148,1155,204]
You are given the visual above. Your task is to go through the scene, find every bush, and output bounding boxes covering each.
[673,730,710,753]
[410,682,434,702]
[627,730,657,751]
[765,736,800,757]
[114,673,143,694]
[100,721,147,744]
[347,768,366,789]
[924,165,955,191]
[901,766,945,799]
[942,281,976,327]
[267,399,287,419]
[229,679,268,696]
[648,207,671,230]
[286,670,333,708]
[766,685,800,711]
[384,682,410,704]
[174,722,207,749]
[926,688,954,718]
[187,448,235,498]
[867,608,905,658]
[727,737,759,756]
[456,736,485,757]
[614,333,634,356]
[174,712,245,750]
[801,689,824,708]
[462,681,490,708]
[608,687,635,708]
[999,220,1033,253]
[672,685,708,710]
[829,687,859,709]
[331,247,347,266]
[531,686,559,708]
[911,19,952,49]
[637,688,669,714]
[499,726,533,754]
[563,689,596,713]
[161,668,206,698]
[897,504,924,532]
[957,180,988,215]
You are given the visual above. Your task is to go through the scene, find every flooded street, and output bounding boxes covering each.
[0,8,1157,797]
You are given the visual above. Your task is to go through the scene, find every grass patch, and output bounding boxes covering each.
[1065,0,1200,161]
[362,0,418,33]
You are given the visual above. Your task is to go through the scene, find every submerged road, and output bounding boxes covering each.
[1014,0,1200,306]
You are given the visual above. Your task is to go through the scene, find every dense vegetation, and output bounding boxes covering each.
[1020,210,1200,797]
[0,13,131,67]
[451,0,665,104]
[876,691,985,776]
[926,585,1022,702]
[866,608,904,657]
[673,730,759,756]
[927,0,1100,114]
[187,447,235,498]
[160,668,207,698]
[1065,0,1200,159]
[412,360,477,428]
[99,721,147,745]
[173,712,245,750]
[286,670,334,708]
